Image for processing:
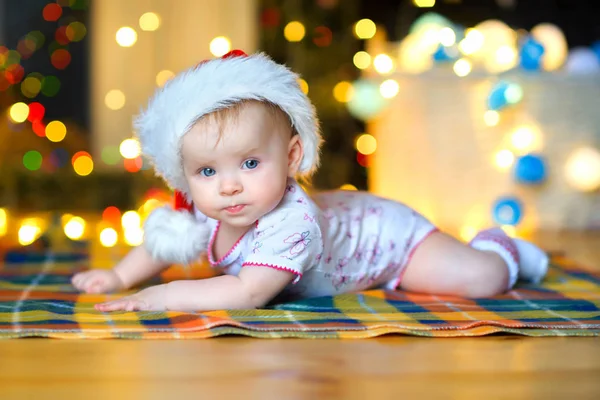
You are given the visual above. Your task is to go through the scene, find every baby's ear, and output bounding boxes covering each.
[287,135,304,177]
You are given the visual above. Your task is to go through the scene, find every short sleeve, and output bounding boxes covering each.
[243,211,323,283]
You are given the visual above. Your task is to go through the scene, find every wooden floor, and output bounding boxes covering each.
[1,231,599,399]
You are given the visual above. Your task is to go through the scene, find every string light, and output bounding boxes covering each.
[105,89,126,110]
[458,29,484,55]
[379,79,399,98]
[564,147,600,192]
[510,126,543,154]
[353,19,376,39]
[209,36,231,57]
[9,102,29,123]
[333,81,354,103]
[18,222,41,246]
[139,12,160,31]
[73,154,94,176]
[355,134,377,155]
[484,110,500,126]
[453,58,472,77]
[121,211,141,229]
[45,120,67,142]
[284,21,305,42]
[99,227,118,247]
[64,216,85,240]
[116,27,137,47]
[353,51,371,69]
[119,138,141,159]
[438,27,456,46]
[373,54,394,74]
[494,149,515,170]
[124,226,144,246]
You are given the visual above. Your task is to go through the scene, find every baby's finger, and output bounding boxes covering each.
[95,299,126,312]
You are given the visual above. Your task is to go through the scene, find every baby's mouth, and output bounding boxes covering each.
[224,205,246,214]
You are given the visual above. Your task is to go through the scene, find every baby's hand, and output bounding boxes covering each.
[71,269,125,294]
[94,284,168,312]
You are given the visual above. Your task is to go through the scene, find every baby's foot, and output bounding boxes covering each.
[513,238,549,284]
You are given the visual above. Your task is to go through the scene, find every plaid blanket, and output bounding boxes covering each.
[0,253,599,339]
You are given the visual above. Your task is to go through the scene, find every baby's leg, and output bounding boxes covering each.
[400,230,517,298]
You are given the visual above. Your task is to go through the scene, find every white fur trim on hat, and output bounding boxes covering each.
[134,51,322,200]
[143,206,211,265]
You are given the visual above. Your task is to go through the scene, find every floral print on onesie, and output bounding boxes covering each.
[194,178,438,300]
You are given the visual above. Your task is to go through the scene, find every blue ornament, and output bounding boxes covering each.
[519,37,545,71]
[487,81,509,111]
[433,44,458,62]
[592,40,600,62]
[514,154,547,184]
[492,197,523,226]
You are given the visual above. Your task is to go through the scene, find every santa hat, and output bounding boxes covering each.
[136,50,322,264]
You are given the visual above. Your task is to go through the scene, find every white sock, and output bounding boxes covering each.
[513,238,549,284]
[469,228,520,289]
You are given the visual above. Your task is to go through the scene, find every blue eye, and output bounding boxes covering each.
[200,168,216,177]
[243,159,259,169]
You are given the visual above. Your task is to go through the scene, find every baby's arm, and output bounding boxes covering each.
[94,266,294,312]
[71,245,171,293]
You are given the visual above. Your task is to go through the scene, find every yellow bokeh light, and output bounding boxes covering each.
[531,23,568,71]
[9,102,29,123]
[373,54,394,74]
[73,155,94,176]
[119,138,141,159]
[333,81,354,103]
[18,223,41,246]
[209,36,231,57]
[45,120,67,142]
[121,210,141,229]
[355,134,377,155]
[354,19,376,39]
[564,147,600,192]
[495,45,517,65]
[99,227,118,247]
[0,208,7,237]
[510,126,542,153]
[413,0,436,7]
[124,226,144,246]
[438,27,456,46]
[453,58,472,77]
[297,78,309,94]
[139,12,160,31]
[494,149,515,170]
[156,70,174,87]
[140,198,162,217]
[284,21,305,42]
[484,110,500,127]
[353,51,371,69]
[21,77,42,98]
[115,27,137,47]
[64,216,85,240]
[458,29,484,55]
[340,184,358,191]
[379,79,399,99]
[501,225,517,238]
[105,89,126,110]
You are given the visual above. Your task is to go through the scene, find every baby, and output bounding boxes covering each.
[72,50,548,312]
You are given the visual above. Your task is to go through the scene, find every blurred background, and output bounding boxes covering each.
[0,0,599,258]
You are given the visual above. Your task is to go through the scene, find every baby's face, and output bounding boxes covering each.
[181,102,301,229]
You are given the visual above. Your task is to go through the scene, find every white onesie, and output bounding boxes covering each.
[194,178,438,300]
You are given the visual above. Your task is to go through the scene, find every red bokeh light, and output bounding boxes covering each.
[43,3,62,22]
[102,206,122,225]
[32,120,46,137]
[356,152,371,168]
[50,49,71,69]
[27,102,46,122]
[72,151,91,164]
[124,157,143,173]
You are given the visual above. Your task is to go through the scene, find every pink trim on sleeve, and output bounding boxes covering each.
[392,228,439,289]
[242,262,302,284]
[207,221,246,267]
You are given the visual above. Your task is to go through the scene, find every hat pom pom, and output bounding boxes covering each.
[143,206,211,265]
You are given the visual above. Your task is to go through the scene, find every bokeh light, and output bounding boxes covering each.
[379,79,399,99]
[124,156,143,172]
[103,206,122,225]
[42,3,62,21]
[438,27,456,46]
[124,226,144,246]
[373,54,394,74]
[139,12,160,31]
[9,102,29,123]
[0,208,7,237]
[484,110,500,127]
[55,26,70,46]
[73,154,94,176]
[531,23,568,71]
[50,49,71,69]
[284,21,305,42]
[45,120,67,142]
[101,146,121,165]
[333,81,354,103]
[116,27,137,47]
[510,126,543,154]
[21,76,42,98]
[353,51,371,69]
[458,29,484,55]
[297,78,309,94]
[41,75,61,97]
[156,70,174,87]
[413,0,436,7]
[119,138,142,159]
[564,147,600,192]
[121,210,141,229]
[23,150,43,171]
[313,26,333,47]
[453,58,472,77]
[355,134,377,155]
[340,184,358,191]
[209,36,231,57]
[354,19,376,39]
[27,102,45,122]
[100,227,118,247]
[105,89,126,110]
[18,223,41,246]
[64,216,85,240]
[65,22,87,42]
